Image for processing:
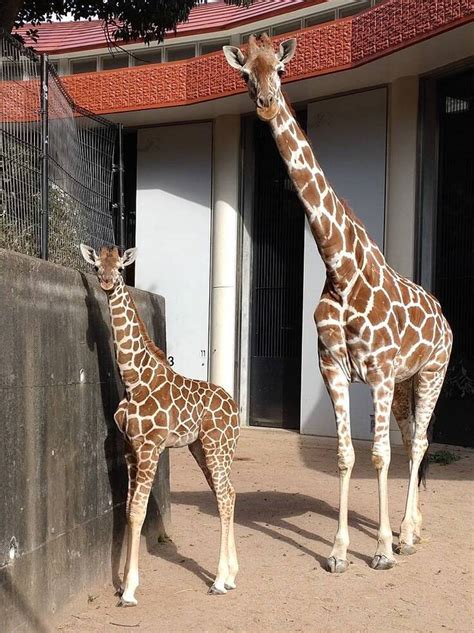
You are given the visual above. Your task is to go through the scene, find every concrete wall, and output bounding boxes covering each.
[0,249,170,632]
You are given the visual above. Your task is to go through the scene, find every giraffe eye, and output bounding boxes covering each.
[118,266,124,273]
[277,68,284,77]
[241,72,249,83]
[94,265,99,272]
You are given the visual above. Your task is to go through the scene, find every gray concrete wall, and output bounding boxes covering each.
[0,249,170,632]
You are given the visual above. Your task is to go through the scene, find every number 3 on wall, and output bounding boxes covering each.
[168,356,174,366]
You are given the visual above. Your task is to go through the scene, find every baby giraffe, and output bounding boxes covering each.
[80,244,240,606]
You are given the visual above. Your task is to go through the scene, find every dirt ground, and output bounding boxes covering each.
[56,428,473,633]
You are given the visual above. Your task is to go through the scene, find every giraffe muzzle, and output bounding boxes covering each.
[257,102,280,122]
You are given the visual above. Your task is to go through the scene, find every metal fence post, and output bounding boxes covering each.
[118,123,126,252]
[40,53,49,260]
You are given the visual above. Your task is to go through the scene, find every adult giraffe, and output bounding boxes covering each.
[80,244,239,605]
[223,34,452,571]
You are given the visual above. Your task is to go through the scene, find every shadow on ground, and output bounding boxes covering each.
[146,488,383,589]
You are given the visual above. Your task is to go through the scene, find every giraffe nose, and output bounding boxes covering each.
[257,95,274,108]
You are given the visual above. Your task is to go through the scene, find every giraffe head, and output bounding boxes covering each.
[80,244,137,291]
[223,33,296,122]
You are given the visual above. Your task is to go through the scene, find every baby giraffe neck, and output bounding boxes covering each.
[107,281,149,389]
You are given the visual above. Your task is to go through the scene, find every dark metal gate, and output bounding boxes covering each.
[248,116,305,429]
[433,69,474,447]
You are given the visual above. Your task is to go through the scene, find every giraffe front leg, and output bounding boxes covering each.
[119,441,162,607]
[116,441,138,597]
[369,369,395,570]
[320,351,353,574]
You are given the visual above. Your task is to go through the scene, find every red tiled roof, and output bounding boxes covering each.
[60,0,474,116]
[16,0,327,54]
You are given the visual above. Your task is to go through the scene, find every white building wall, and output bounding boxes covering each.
[301,87,388,440]
[135,122,213,380]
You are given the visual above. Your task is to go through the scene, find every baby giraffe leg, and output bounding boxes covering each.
[119,441,138,594]
[120,442,162,607]
[189,439,238,591]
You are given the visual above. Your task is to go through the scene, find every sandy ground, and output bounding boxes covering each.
[56,428,473,633]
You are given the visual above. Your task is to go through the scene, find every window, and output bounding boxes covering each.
[305,10,336,27]
[272,20,302,36]
[102,53,130,71]
[339,1,372,18]
[241,31,270,44]
[166,45,196,62]
[70,58,97,74]
[133,49,162,66]
[200,39,230,55]
[133,48,162,66]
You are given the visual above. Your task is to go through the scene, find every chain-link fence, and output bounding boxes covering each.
[0,30,122,271]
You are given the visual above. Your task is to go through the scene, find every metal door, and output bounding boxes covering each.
[433,69,474,447]
[248,116,305,429]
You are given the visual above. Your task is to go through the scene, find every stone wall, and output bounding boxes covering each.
[0,249,170,631]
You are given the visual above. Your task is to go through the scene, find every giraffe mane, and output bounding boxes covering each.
[127,292,170,367]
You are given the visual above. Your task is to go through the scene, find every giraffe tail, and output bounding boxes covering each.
[418,414,435,488]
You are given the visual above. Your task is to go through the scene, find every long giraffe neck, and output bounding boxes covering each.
[269,98,380,290]
[107,280,167,390]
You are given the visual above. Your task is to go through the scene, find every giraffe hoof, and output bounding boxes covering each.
[326,556,349,573]
[370,555,395,570]
[117,597,138,607]
[224,582,236,591]
[397,543,417,556]
[208,584,227,595]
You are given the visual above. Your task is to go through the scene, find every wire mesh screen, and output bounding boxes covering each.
[0,33,42,257]
[0,30,119,271]
[47,69,117,270]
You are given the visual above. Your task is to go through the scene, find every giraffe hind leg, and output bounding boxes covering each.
[392,379,420,555]
[199,417,239,594]
[399,365,447,554]
[188,439,215,492]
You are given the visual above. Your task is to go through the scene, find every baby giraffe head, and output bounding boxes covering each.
[80,244,137,291]
[223,33,296,122]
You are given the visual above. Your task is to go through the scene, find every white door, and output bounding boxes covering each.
[135,122,212,380]
[301,88,387,440]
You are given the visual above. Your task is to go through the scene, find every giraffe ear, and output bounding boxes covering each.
[122,247,137,267]
[223,45,245,70]
[80,243,97,266]
[278,38,297,65]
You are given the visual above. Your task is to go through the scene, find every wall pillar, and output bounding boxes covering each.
[385,76,419,278]
[386,76,419,445]
[209,115,241,397]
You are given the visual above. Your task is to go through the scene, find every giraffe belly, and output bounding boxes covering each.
[164,427,199,448]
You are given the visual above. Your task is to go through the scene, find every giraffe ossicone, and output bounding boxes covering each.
[80,244,240,606]
[224,34,452,571]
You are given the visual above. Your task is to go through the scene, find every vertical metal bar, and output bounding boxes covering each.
[40,53,49,259]
[118,123,126,251]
